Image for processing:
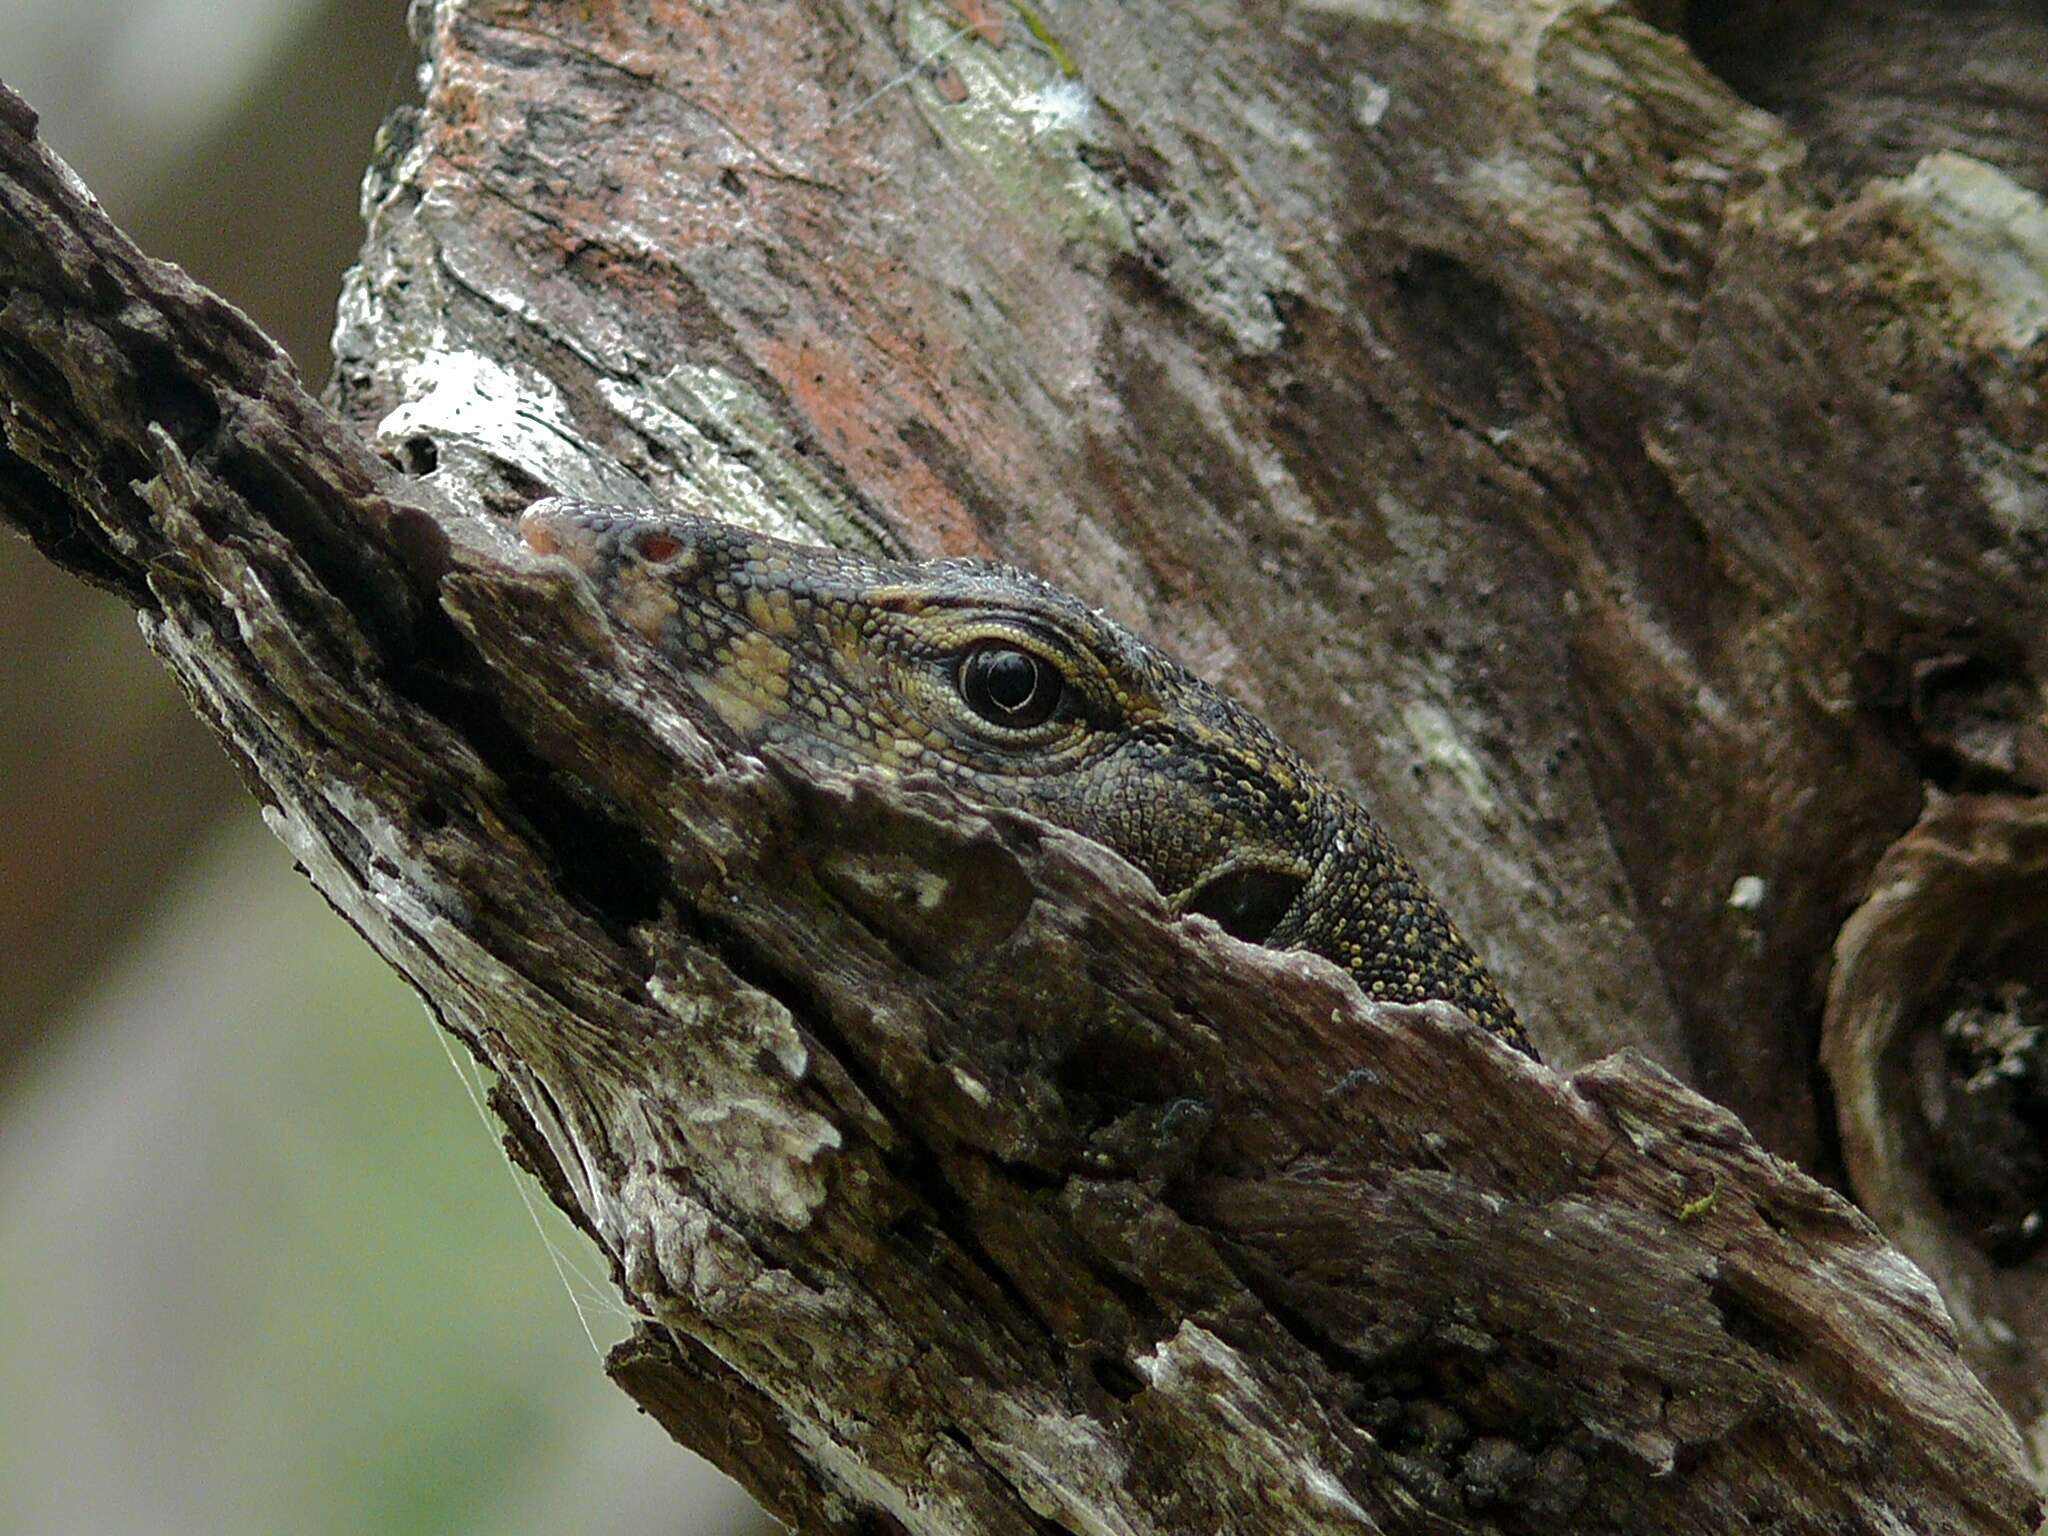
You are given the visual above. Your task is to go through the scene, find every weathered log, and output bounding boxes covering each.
[4,0,2046,1527]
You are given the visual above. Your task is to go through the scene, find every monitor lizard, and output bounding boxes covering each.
[518,499,1532,1057]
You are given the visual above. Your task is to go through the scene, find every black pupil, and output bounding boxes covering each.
[983,652,1039,710]
[962,647,1060,727]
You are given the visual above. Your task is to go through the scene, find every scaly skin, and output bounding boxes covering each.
[519,499,1531,1056]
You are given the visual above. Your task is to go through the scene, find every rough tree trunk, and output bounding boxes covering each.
[2,0,2045,1531]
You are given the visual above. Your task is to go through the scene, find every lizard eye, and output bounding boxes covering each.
[958,645,1062,729]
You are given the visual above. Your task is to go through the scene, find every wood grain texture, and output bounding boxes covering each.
[4,0,2047,1526]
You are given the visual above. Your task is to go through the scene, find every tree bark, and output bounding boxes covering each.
[2,0,2045,1530]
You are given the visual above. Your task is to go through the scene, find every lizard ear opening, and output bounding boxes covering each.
[1180,863,1306,946]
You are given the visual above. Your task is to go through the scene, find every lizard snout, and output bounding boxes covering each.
[518,499,720,579]
[516,498,613,573]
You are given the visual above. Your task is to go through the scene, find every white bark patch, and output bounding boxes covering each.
[1726,875,1768,912]
[374,344,645,500]
[904,2,1302,355]
[902,2,1134,255]
[596,364,883,552]
[980,1405,1144,1536]
[1350,73,1393,129]
[1958,424,2048,556]
[1882,152,2048,352]
[1138,1323,1384,1533]
[634,971,842,1230]
[1401,698,1503,820]
[786,1413,990,1536]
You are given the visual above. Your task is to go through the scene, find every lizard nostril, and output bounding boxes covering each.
[1181,865,1306,946]
[635,531,684,563]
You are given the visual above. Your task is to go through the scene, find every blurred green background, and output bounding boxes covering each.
[0,4,767,1532]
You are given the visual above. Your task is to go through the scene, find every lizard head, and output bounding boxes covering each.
[520,498,1531,1053]
[518,500,1336,948]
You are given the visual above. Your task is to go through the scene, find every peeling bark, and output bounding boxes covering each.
[4,0,2048,1529]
